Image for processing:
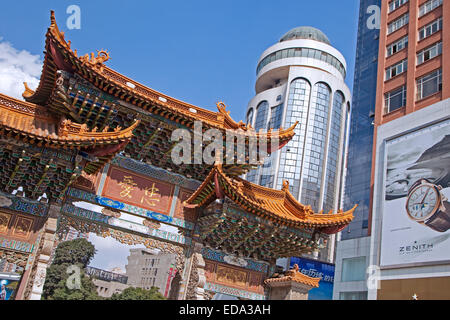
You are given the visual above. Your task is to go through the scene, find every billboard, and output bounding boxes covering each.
[381,119,450,267]
[0,273,21,300]
[85,266,128,284]
[289,257,335,300]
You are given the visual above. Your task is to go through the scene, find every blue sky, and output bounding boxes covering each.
[0,0,359,122]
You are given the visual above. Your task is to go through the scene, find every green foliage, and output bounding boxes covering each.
[52,238,97,267]
[41,238,167,300]
[42,238,101,300]
[49,273,101,300]
[110,286,166,300]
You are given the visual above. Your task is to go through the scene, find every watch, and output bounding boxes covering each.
[405,178,450,232]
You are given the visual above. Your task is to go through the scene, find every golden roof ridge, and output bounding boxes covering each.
[185,163,356,229]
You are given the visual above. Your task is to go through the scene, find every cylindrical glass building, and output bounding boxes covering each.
[245,27,352,261]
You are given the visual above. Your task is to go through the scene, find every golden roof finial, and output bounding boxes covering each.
[282,180,290,192]
[22,82,35,99]
[50,10,56,27]
[79,49,110,72]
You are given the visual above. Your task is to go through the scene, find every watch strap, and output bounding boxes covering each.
[426,201,450,232]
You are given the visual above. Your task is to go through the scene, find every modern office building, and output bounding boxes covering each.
[335,0,449,300]
[333,0,381,300]
[368,0,450,300]
[125,249,176,297]
[245,26,352,263]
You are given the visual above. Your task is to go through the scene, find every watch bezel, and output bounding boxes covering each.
[405,180,441,222]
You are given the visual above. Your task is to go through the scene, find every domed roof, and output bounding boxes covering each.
[280,26,331,45]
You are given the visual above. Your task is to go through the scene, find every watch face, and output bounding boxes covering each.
[406,184,440,221]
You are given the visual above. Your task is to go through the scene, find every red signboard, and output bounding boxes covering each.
[102,166,175,215]
[204,260,265,294]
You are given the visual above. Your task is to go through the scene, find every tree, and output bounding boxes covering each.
[42,238,101,300]
[110,286,166,300]
[52,237,97,267]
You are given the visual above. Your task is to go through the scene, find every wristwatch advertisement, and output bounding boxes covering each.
[405,179,450,233]
[380,121,450,268]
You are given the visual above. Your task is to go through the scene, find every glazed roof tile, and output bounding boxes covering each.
[264,264,320,288]
[185,163,356,230]
[23,11,296,143]
[0,93,138,147]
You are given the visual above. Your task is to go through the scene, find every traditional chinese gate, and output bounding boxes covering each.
[0,11,356,301]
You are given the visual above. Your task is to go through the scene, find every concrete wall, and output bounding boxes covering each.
[332,236,370,300]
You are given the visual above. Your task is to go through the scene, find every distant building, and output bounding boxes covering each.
[333,0,381,300]
[336,0,449,300]
[125,249,176,297]
[92,278,129,298]
[60,227,89,242]
[110,267,125,275]
[245,26,352,263]
[85,266,129,298]
[369,0,450,300]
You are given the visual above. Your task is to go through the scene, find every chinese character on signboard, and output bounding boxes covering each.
[118,176,137,199]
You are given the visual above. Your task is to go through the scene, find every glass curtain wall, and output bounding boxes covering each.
[276,79,311,195]
[300,83,331,212]
[323,92,345,214]
[246,101,269,183]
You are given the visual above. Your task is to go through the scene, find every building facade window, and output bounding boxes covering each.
[387,13,409,34]
[246,108,254,126]
[386,35,408,57]
[259,153,276,188]
[257,47,346,78]
[254,101,269,131]
[419,0,443,17]
[418,17,443,41]
[385,85,407,113]
[416,69,442,100]
[246,101,268,183]
[276,78,311,195]
[385,59,407,81]
[417,42,442,65]
[338,103,349,210]
[388,0,408,13]
[246,168,258,183]
[323,91,345,214]
[258,104,284,189]
[268,104,284,130]
[341,257,366,282]
[300,83,331,212]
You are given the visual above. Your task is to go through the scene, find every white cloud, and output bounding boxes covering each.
[88,233,146,271]
[0,38,42,100]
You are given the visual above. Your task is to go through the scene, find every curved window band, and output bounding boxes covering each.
[257,47,346,78]
[246,108,254,126]
[254,101,269,131]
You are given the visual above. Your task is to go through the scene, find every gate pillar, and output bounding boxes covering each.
[27,204,59,300]
[183,242,206,300]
